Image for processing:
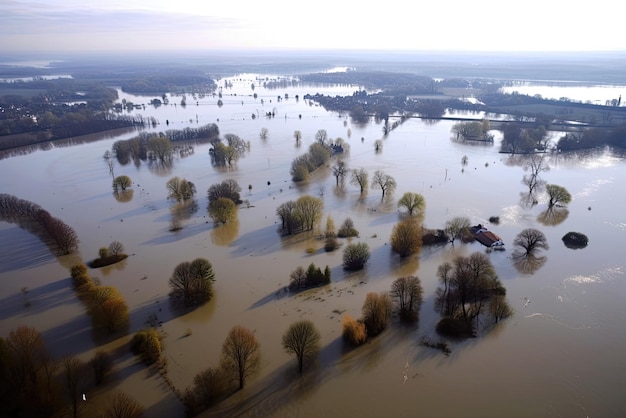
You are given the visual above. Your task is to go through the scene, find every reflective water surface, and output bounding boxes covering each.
[1,74,625,417]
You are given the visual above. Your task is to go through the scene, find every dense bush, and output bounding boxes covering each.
[342,242,370,270]
[183,367,232,417]
[130,328,163,365]
[390,218,422,257]
[337,217,359,238]
[341,315,367,346]
[435,317,475,338]
[362,292,392,337]
[169,258,216,307]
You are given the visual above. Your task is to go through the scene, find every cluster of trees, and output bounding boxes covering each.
[112,124,219,165]
[500,121,551,153]
[89,240,128,268]
[348,168,397,199]
[168,258,216,307]
[183,326,260,416]
[557,125,626,150]
[0,193,79,255]
[288,263,331,291]
[166,176,196,202]
[208,133,249,166]
[0,325,137,417]
[70,264,129,332]
[343,276,424,345]
[119,74,216,94]
[290,142,331,182]
[276,195,324,235]
[184,320,324,416]
[208,179,242,224]
[434,252,512,337]
[452,119,492,141]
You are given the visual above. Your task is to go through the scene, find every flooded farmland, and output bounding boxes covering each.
[1,72,625,417]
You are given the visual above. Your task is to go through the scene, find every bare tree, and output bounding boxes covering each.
[390,276,424,322]
[512,228,549,258]
[259,128,269,140]
[522,154,549,197]
[61,356,89,418]
[108,241,125,256]
[488,294,513,323]
[89,350,113,386]
[314,129,328,146]
[331,160,348,186]
[102,392,145,418]
[221,326,261,390]
[350,168,368,193]
[444,216,471,244]
[371,170,396,199]
[282,320,321,373]
[293,130,302,144]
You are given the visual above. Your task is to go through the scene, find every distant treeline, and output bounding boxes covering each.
[120,75,216,94]
[0,193,79,255]
[556,125,626,150]
[300,71,435,94]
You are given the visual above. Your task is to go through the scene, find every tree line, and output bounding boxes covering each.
[0,193,79,255]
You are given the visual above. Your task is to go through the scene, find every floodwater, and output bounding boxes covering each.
[500,81,625,105]
[1,73,626,417]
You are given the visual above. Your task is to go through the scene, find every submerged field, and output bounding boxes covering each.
[1,71,626,417]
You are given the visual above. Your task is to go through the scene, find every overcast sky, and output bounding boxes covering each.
[1,0,624,54]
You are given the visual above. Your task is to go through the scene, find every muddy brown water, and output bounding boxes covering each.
[1,75,625,417]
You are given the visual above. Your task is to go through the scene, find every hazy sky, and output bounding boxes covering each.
[1,0,624,54]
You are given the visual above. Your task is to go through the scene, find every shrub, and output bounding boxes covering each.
[183,366,232,417]
[562,231,589,249]
[130,328,163,364]
[435,317,474,338]
[102,392,145,418]
[362,292,392,337]
[324,236,339,252]
[341,315,367,346]
[337,217,359,238]
[343,242,370,270]
[390,218,422,257]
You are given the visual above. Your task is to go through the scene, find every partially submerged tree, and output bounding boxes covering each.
[545,184,572,208]
[208,179,242,205]
[343,242,370,270]
[390,276,424,323]
[331,160,348,186]
[112,175,132,192]
[444,216,471,244]
[512,228,549,258]
[166,176,196,202]
[434,252,507,337]
[362,292,392,337]
[350,168,368,193]
[169,258,216,307]
[209,197,237,224]
[397,192,426,216]
[371,170,396,199]
[390,218,422,258]
[221,326,261,390]
[282,320,321,373]
[341,315,367,346]
[337,217,359,238]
